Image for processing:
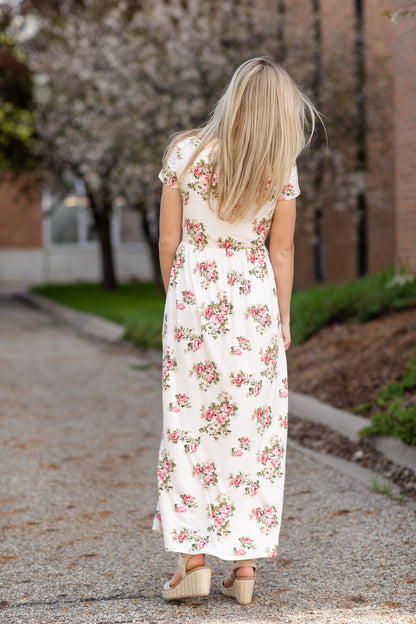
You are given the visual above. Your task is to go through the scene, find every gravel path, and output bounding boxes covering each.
[1,295,415,624]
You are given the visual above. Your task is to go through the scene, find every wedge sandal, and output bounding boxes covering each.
[162,553,211,600]
[221,559,257,605]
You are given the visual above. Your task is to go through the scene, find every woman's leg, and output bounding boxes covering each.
[168,553,206,587]
[222,561,256,587]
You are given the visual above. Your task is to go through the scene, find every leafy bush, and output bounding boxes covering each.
[359,355,416,445]
[291,270,416,345]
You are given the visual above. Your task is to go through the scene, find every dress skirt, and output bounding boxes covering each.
[152,240,288,560]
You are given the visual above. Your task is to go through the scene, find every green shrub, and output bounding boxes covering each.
[291,270,416,345]
[360,400,416,446]
[359,355,416,445]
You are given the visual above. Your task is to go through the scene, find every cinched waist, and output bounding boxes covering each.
[178,239,267,254]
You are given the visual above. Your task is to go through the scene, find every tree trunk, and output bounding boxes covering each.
[276,0,286,63]
[84,183,118,290]
[141,204,164,294]
[311,0,324,283]
[95,206,118,290]
[354,0,367,276]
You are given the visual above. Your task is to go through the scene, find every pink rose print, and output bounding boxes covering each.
[267,547,279,558]
[193,462,218,488]
[257,435,285,481]
[166,429,201,454]
[157,450,176,492]
[172,527,209,551]
[215,413,226,425]
[230,371,263,398]
[199,391,237,439]
[233,534,257,556]
[174,328,183,341]
[279,415,289,428]
[250,505,279,534]
[207,494,235,538]
[250,483,259,496]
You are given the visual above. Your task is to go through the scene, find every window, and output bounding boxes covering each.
[43,181,143,246]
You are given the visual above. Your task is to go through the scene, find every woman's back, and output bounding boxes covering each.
[159,135,300,251]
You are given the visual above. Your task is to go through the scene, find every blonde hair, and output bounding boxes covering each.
[163,57,323,223]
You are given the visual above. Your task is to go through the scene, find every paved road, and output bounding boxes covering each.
[1,295,415,624]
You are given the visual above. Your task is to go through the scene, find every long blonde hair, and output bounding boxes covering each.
[163,57,322,223]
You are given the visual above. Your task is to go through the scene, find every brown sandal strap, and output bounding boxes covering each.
[178,553,206,579]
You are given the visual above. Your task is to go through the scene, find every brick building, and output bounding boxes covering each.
[290,0,415,288]
[0,0,414,287]
[393,0,416,274]
[0,173,153,285]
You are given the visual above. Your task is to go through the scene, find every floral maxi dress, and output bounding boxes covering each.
[152,136,300,560]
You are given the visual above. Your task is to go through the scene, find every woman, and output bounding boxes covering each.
[152,57,321,604]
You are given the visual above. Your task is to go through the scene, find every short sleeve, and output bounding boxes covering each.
[158,143,182,188]
[277,163,301,200]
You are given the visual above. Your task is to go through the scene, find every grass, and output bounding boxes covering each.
[371,472,395,498]
[32,282,165,350]
[32,269,416,351]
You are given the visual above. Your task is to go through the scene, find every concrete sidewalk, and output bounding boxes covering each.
[1,295,415,624]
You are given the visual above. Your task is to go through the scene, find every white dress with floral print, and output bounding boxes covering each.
[152,136,300,560]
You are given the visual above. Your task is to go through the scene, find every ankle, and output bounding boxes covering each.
[183,553,205,571]
[235,565,255,579]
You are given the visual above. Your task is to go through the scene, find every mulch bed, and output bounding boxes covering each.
[288,416,416,501]
[287,306,416,500]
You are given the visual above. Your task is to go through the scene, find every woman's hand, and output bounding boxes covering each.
[281,321,291,351]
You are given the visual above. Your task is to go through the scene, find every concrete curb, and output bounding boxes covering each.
[16,291,125,343]
[15,290,416,474]
[288,438,416,511]
[289,390,416,472]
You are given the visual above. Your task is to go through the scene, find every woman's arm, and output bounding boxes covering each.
[159,186,183,293]
[268,198,296,350]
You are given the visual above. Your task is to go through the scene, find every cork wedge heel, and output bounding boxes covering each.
[221,559,257,605]
[162,554,211,600]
